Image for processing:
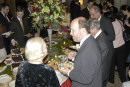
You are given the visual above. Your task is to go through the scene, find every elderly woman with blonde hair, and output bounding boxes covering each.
[15,37,60,87]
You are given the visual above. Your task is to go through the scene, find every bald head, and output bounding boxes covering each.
[71,17,86,26]
[89,6,101,19]
[70,17,90,42]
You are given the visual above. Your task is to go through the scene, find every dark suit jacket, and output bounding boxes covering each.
[96,31,111,86]
[111,6,118,13]
[9,17,29,47]
[24,9,33,30]
[0,25,6,49]
[100,16,115,42]
[0,12,11,31]
[71,3,81,21]
[69,35,102,87]
[0,12,11,54]
[80,7,90,20]
[100,16,115,58]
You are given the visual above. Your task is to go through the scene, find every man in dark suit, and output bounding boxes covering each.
[106,0,118,13]
[98,0,107,12]
[0,3,12,54]
[89,6,115,57]
[80,0,94,20]
[10,6,31,48]
[89,6,115,42]
[89,18,111,87]
[70,0,81,21]
[23,3,33,30]
[59,17,102,87]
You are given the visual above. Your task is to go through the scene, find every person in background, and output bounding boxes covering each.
[15,37,60,87]
[23,2,35,36]
[70,0,81,21]
[61,3,70,33]
[80,0,94,20]
[59,17,102,87]
[106,0,118,13]
[89,6,115,46]
[10,6,31,48]
[89,6,115,77]
[120,5,130,66]
[70,0,75,21]
[120,5,128,22]
[98,0,107,11]
[104,12,127,85]
[102,4,110,15]
[89,18,110,87]
[0,3,12,54]
[0,24,7,60]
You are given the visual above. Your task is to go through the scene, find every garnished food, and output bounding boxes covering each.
[0,66,3,70]
[47,61,58,70]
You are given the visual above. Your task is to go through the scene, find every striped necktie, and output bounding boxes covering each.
[4,15,9,23]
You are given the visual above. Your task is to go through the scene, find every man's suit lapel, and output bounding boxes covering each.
[15,17,24,33]
[96,32,102,41]
[75,35,92,60]
[0,12,9,23]
[100,16,103,23]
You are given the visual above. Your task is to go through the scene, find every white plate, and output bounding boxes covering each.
[69,45,76,49]
[2,32,14,36]
[2,32,8,35]
[0,66,7,73]
[9,80,15,87]
[0,74,12,83]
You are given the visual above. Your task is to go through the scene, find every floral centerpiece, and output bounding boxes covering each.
[26,0,66,29]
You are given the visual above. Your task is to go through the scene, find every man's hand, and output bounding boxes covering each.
[11,39,18,46]
[24,33,32,37]
[59,68,70,76]
[5,31,12,38]
[68,51,76,61]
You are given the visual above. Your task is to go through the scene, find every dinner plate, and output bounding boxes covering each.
[0,65,7,73]
[69,45,76,50]
[0,74,12,83]
[2,32,14,36]
[2,32,9,36]
[9,80,15,87]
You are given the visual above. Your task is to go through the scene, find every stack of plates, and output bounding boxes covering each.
[0,74,12,87]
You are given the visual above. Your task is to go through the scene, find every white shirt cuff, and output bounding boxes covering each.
[72,58,75,61]
[68,70,71,76]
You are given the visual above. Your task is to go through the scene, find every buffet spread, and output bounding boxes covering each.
[0,36,76,87]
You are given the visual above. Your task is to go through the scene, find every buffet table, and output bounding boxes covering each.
[0,37,74,87]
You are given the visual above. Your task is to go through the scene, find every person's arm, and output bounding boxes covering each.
[50,68,60,87]
[15,66,23,87]
[101,18,115,42]
[9,20,18,46]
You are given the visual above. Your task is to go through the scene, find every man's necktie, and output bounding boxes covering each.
[20,20,24,32]
[4,15,9,23]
